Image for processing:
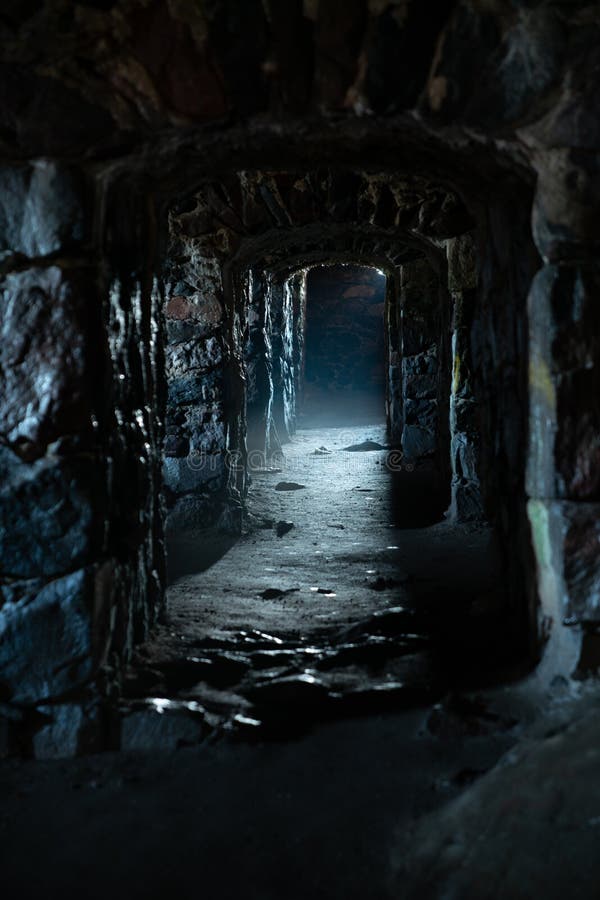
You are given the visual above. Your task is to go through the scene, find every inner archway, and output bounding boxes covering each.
[136,188,511,736]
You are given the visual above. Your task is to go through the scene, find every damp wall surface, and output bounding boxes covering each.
[162,207,229,535]
[0,171,167,756]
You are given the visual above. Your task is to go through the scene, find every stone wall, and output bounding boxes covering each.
[527,258,600,675]
[244,270,299,458]
[247,268,310,458]
[446,234,483,522]
[245,270,275,456]
[385,270,403,443]
[400,258,450,471]
[162,203,229,534]
[270,276,296,443]
[0,170,166,756]
[291,270,308,417]
[161,189,262,537]
[469,195,540,656]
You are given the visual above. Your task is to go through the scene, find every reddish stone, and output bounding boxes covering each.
[343,285,377,299]
[166,296,195,321]
[128,2,228,120]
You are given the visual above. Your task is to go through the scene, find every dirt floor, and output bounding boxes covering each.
[149,424,516,735]
[3,424,598,898]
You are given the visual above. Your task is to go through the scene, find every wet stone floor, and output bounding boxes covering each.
[124,424,512,748]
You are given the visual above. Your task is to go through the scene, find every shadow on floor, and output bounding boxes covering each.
[388,466,450,528]
[154,427,528,743]
[166,529,239,584]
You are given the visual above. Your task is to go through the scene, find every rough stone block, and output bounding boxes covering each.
[387,364,403,439]
[187,407,227,456]
[163,454,226,495]
[0,63,117,156]
[403,349,437,399]
[451,397,478,435]
[447,234,477,292]
[167,334,222,378]
[561,503,600,622]
[404,398,437,430]
[423,2,564,129]
[163,434,190,458]
[450,478,484,522]
[0,568,94,704]
[401,258,439,312]
[402,324,437,356]
[166,493,225,533]
[0,162,86,259]
[165,295,223,345]
[32,704,85,759]
[120,699,209,751]
[168,371,221,407]
[529,500,600,624]
[527,264,600,500]
[402,424,436,459]
[532,149,600,263]
[0,576,46,610]
[451,432,479,483]
[0,447,101,579]
[0,266,95,452]
[166,292,223,323]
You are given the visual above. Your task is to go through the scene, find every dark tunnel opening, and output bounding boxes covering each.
[301,264,387,428]
[156,174,517,734]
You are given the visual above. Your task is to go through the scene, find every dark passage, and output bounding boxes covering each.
[302,265,386,426]
[133,423,510,741]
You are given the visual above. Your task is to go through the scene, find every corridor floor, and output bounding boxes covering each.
[3,425,597,899]
[130,424,514,739]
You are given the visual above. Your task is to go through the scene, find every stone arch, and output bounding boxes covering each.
[2,2,598,756]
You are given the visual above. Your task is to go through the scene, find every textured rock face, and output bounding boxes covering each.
[0,569,94,705]
[528,264,600,503]
[270,278,296,442]
[0,170,166,756]
[0,266,94,453]
[446,234,483,522]
[0,450,100,579]
[245,268,307,458]
[534,502,600,625]
[0,172,105,747]
[400,258,449,471]
[162,207,228,531]
[527,262,600,631]
[245,270,275,455]
[0,0,599,755]
[0,163,86,261]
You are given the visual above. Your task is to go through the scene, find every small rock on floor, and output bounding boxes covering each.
[342,440,388,452]
[258,588,299,600]
[275,521,294,537]
[368,576,405,591]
